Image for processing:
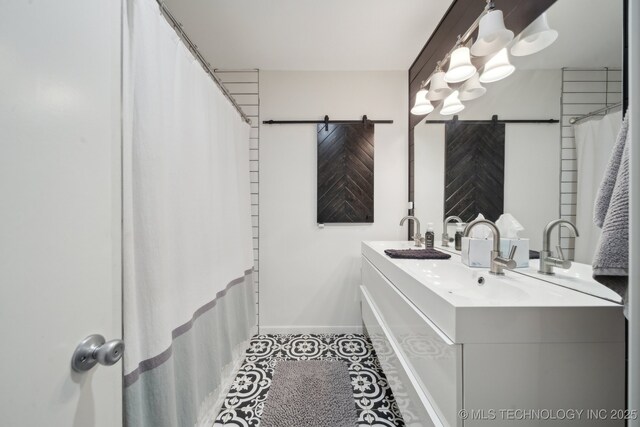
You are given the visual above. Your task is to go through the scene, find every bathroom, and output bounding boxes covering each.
[0,0,639,425]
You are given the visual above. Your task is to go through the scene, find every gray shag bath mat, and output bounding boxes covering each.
[259,360,357,427]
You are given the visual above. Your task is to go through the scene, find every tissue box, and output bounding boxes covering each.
[500,238,530,268]
[461,237,530,268]
[461,237,493,268]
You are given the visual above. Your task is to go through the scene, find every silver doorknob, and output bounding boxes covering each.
[72,334,124,372]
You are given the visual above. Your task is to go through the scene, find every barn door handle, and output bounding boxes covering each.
[71,334,124,372]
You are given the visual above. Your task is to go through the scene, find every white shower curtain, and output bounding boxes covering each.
[573,110,622,264]
[122,0,256,425]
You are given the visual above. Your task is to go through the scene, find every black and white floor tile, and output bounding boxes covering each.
[214,334,405,426]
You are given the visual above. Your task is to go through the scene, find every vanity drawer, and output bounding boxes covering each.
[361,286,442,427]
[362,258,462,427]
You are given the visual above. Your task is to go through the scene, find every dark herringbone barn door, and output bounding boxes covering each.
[317,123,374,223]
[444,122,505,223]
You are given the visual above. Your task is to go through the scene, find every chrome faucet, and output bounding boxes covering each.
[400,216,424,247]
[463,219,517,275]
[538,219,579,275]
[442,215,463,247]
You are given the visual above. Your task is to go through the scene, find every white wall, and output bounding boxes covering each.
[413,70,561,250]
[215,70,261,326]
[260,71,408,332]
[505,120,560,250]
[414,124,445,238]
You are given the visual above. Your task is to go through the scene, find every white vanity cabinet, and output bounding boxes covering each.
[361,261,462,427]
[361,241,626,427]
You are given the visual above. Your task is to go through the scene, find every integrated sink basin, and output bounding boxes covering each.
[447,276,530,302]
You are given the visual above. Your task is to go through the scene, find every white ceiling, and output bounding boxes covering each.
[163,0,454,70]
[163,0,623,72]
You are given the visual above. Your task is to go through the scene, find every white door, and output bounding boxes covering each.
[0,1,123,426]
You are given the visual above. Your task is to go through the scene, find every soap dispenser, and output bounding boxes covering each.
[455,224,464,251]
[425,223,435,248]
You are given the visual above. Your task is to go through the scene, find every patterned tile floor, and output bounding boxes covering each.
[214,334,405,426]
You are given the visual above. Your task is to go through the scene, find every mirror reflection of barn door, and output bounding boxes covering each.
[444,121,505,223]
[0,1,123,426]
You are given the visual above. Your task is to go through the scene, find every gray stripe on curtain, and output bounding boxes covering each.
[124,270,256,427]
[124,268,253,387]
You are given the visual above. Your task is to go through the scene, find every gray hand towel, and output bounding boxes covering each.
[384,248,451,260]
[592,110,629,311]
[594,112,630,227]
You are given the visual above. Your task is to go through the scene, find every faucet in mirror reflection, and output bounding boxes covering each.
[442,215,463,247]
[538,220,580,275]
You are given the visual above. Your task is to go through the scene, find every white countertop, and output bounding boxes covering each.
[433,242,623,304]
[362,241,624,343]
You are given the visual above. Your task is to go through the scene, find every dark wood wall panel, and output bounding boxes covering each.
[317,123,374,223]
[444,122,505,223]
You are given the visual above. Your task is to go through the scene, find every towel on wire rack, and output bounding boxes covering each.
[592,109,629,315]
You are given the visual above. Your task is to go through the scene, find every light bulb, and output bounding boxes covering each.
[459,72,486,101]
[427,71,453,101]
[440,90,465,116]
[411,89,434,115]
[445,46,477,83]
[511,13,558,56]
[479,48,515,83]
[471,9,514,57]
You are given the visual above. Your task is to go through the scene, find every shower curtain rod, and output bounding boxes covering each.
[156,1,252,125]
[424,115,559,124]
[569,102,623,124]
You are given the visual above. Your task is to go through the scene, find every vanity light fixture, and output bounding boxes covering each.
[444,45,477,83]
[411,87,435,115]
[410,1,519,117]
[470,7,514,57]
[510,13,558,56]
[427,67,453,101]
[458,72,486,101]
[440,90,465,116]
[479,48,515,83]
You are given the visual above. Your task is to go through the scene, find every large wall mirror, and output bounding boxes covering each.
[411,0,625,268]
